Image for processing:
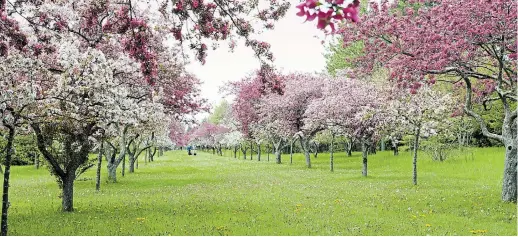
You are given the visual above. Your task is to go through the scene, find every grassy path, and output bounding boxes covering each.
[5,148,517,235]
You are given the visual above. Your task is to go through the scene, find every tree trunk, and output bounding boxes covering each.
[61,173,75,212]
[128,154,135,173]
[144,149,147,164]
[121,154,126,177]
[312,142,318,159]
[95,142,103,192]
[241,146,247,160]
[502,140,517,202]
[290,140,294,165]
[34,154,40,169]
[345,141,352,157]
[362,142,368,177]
[149,147,156,162]
[300,139,311,168]
[274,141,282,164]
[1,126,15,236]
[136,155,138,169]
[257,143,261,161]
[233,146,238,159]
[413,128,421,185]
[107,163,117,183]
[250,142,253,160]
[330,134,335,172]
[267,143,270,162]
[381,139,386,151]
[392,140,399,156]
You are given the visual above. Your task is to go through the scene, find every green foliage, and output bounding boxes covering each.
[324,39,364,76]
[4,148,516,235]
[208,100,230,125]
[0,134,39,166]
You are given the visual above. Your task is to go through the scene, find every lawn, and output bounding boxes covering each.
[4,147,517,235]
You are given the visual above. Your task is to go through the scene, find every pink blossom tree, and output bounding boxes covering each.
[263,73,326,168]
[340,0,517,202]
[305,77,384,175]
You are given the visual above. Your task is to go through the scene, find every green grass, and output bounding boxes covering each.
[4,147,517,235]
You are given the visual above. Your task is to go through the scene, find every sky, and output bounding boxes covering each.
[184,0,330,121]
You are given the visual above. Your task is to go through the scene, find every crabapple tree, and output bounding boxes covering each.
[340,0,517,202]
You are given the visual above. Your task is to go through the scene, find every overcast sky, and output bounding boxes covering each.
[184,0,330,121]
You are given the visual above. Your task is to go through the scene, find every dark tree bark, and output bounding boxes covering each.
[240,145,248,160]
[345,140,353,157]
[1,124,15,236]
[362,142,368,177]
[250,142,253,160]
[121,154,126,177]
[61,172,75,212]
[149,147,156,162]
[311,141,318,159]
[257,143,261,161]
[233,145,239,159]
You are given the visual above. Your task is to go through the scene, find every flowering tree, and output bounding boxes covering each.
[227,66,285,159]
[386,85,454,185]
[264,73,325,168]
[305,77,384,176]
[190,122,229,155]
[340,0,517,202]
[2,0,292,73]
[28,43,117,212]
[0,52,47,235]
[218,104,244,159]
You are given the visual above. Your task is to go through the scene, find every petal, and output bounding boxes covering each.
[317,19,327,29]
[306,13,317,21]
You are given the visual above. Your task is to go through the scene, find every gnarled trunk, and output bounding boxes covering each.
[502,140,517,202]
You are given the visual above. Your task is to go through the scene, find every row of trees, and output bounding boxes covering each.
[188,0,517,203]
[189,69,454,179]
